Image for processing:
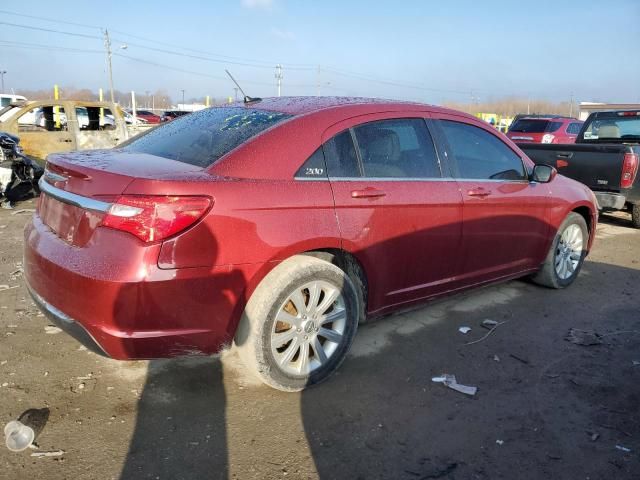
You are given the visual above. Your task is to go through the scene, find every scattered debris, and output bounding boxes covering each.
[509,353,530,365]
[0,285,19,292]
[590,433,600,442]
[44,326,62,335]
[481,319,499,330]
[458,326,471,334]
[493,355,500,362]
[615,445,631,453]
[547,454,562,460]
[565,328,602,346]
[465,320,509,346]
[496,439,504,446]
[10,208,36,216]
[632,360,640,366]
[30,449,64,458]
[432,374,477,396]
[4,408,50,452]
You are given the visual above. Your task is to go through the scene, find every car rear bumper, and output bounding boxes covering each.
[24,214,259,360]
[594,192,626,211]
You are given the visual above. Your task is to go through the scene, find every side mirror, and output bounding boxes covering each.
[531,164,557,183]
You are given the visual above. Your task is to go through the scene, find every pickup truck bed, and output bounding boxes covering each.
[518,142,640,210]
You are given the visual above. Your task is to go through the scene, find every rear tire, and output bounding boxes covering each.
[632,203,640,229]
[532,212,588,289]
[234,255,359,392]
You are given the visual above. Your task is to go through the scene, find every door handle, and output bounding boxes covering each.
[467,188,492,198]
[351,188,386,199]
[58,138,73,143]
[556,152,573,158]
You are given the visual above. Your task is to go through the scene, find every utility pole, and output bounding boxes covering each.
[569,93,574,117]
[316,65,321,96]
[0,70,6,93]
[103,29,115,104]
[234,87,239,101]
[181,89,185,107]
[275,64,283,97]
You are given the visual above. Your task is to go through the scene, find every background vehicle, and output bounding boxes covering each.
[507,116,583,144]
[0,131,43,208]
[24,97,597,391]
[517,110,640,227]
[128,109,161,124]
[0,100,128,162]
[160,110,190,122]
[0,94,27,108]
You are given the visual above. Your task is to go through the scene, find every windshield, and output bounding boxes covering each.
[122,107,291,167]
[509,119,551,133]
[582,114,640,141]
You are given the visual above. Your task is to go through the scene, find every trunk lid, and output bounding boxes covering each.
[39,150,206,246]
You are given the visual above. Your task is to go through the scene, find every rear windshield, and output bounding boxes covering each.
[123,107,291,167]
[509,119,551,133]
[582,114,640,141]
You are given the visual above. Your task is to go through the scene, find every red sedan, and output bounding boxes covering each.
[24,97,598,391]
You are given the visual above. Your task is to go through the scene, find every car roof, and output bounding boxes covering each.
[516,116,580,122]
[225,96,475,120]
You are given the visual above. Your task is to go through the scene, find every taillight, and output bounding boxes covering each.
[621,153,639,189]
[101,195,212,243]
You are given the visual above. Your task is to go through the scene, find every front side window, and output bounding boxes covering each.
[352,119,440,178]
[122,107,291,167]
[440,120,526,181]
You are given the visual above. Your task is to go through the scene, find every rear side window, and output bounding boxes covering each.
[323,130,361,177]
[122,107,291,167]
[353,119,440,178]
[509,119,549,133]
[566,122,582,134]
[547,121,563,133]
[440,120,526,181]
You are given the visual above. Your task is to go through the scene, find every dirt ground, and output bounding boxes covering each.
[0,200,639,480]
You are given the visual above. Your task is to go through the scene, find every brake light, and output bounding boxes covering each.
[621,153,639,189]
[542,134,555,144]
[101,195,212,243]
[617,111,640,117]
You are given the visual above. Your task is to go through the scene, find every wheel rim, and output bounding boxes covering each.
[270,280,347,376]
[555,224,584,280]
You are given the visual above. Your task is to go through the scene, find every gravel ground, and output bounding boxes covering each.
[1,201,639,480]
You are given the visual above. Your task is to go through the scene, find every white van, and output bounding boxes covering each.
[0,94,27,108]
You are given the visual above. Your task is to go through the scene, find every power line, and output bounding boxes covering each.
[0,21,102,40]
[0,40,102,54]
[0,9,100,30]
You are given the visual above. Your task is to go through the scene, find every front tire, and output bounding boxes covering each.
[234,255,359,392]
[532,212,588,289]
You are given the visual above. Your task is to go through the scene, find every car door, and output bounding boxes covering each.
[13,104,76,161]
[433,115,551,285]
[322,113,464,314]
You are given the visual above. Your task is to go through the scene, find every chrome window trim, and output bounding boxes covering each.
[38,177,112,213]
[295,176,532,183]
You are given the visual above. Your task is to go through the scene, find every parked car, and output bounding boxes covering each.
[24,97,597,391]
[160,110,190,122]
[507,116,583,144]
[0,100,128,162]
[517,110,639,227]
[127,109,161,124]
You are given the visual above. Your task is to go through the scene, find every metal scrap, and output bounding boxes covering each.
[432,374,477,396]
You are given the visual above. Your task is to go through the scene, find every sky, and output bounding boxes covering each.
[0,0,639,105]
